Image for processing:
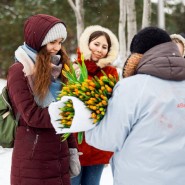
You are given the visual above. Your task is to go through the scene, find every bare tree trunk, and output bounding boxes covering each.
[67,0,84,44]
[158,0,165,29]
[126,0,137,55]
[118,0,127,67]
[142,0,151,28]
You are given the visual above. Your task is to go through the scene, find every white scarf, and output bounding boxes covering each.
[15,44,62,107]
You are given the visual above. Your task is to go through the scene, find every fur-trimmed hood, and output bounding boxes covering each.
[170,34,185,57]
[79,25,119,68]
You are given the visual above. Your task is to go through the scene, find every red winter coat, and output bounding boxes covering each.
[74,60,119,166]
[7,63,77,185]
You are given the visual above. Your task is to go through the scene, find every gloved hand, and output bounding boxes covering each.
[69,148,82,177]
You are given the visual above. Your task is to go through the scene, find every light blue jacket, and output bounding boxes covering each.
[85,42,185,185]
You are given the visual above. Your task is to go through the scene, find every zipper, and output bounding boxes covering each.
[30,134,39,159]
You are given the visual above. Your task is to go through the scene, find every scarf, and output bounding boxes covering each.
[15,43,62,107]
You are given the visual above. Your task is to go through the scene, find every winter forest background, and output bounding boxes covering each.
[0,0,185,184]
[0,0,185,78]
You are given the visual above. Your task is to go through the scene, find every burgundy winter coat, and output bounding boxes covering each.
[7,63,77,185]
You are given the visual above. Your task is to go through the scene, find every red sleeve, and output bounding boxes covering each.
[102,66,119,81]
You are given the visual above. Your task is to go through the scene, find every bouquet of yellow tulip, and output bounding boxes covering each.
[48,52,118,144]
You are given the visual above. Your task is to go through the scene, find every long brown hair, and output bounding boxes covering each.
[33,45,70,100]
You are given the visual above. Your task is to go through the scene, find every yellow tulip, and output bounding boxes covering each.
[64,64,70,71]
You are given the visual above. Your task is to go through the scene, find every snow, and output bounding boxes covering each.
[0,79,113,185]
[0,147,12,185]
[0,79,6,90]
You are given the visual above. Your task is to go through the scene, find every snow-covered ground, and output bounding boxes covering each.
[0,79,6,90]
[0,79,113,185]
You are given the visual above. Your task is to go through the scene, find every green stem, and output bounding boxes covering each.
[77,132,83,144]
[61,133,71,142]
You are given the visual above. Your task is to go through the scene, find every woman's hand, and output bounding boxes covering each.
[73,63,81,78]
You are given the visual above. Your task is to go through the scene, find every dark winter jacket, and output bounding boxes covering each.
[8,63,77,185]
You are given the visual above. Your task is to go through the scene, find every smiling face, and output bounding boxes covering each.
[46,38,63,55]
[88,35,109,62]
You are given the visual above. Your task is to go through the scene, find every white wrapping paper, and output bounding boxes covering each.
[48,96,95,134]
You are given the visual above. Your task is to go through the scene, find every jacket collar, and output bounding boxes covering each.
[136,42,185,81]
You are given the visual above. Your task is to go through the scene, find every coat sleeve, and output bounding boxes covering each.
[7,63,53,128]
[67,134,78,149]
[103,66,119,81]
[85,77,146,152]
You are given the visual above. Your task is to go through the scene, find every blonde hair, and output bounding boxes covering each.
[170,34,185,56]
[172,38,183,45]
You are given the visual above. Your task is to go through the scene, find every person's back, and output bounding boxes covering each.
[85,27,185,185]
[111,75,185,184]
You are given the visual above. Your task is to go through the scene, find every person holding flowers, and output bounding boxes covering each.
[7,14,80,185]
[85,27,185,185]
[71,25,119,185]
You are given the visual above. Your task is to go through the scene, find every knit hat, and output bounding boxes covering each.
[41,23,67,46]
[130,27,171,54]
[122,27,171,78]
[24,14,67,52]
[170,33,185,56]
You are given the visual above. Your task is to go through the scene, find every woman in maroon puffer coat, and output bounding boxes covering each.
[7,14,79,185]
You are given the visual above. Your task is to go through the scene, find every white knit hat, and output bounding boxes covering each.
[41,23,67,46]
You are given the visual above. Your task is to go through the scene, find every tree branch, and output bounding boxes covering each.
[67,0,78,15]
